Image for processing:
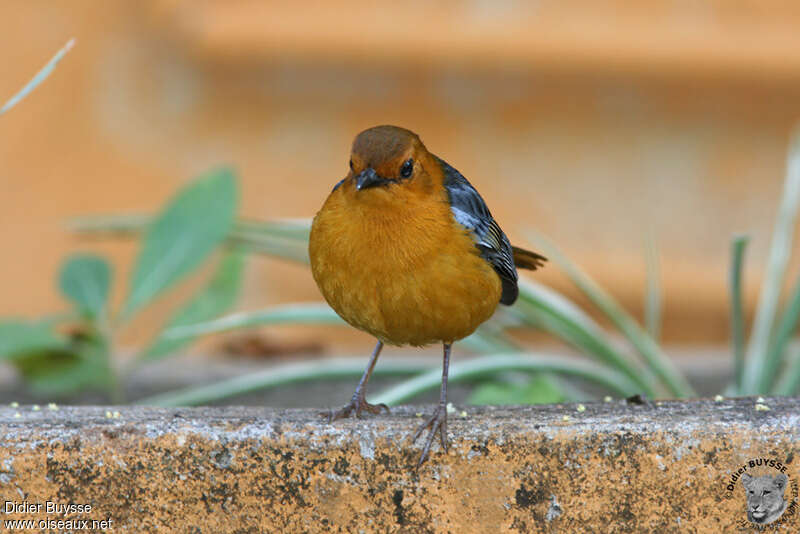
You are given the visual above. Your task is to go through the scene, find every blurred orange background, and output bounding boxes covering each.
[2,1,800,349]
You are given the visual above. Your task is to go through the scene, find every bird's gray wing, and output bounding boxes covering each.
[436,156,519,305]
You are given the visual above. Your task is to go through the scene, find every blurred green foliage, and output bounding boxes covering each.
[4,144,800,405]
[3,40,799,405]
[468,375,565,405]
[3,151,800,405]
[65,129,800,406]
[0,169,242,400]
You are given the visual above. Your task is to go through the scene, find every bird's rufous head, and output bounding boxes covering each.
[346,125,437,195]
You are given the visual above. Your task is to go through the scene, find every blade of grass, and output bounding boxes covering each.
[236,218,311,241]
[460,328,519,354]
[514,279,655,396]
[462,309,524,354]
[530,234,694,397]
[135,357,434,406]
[68,215,310,242]
[644,234,662,342]
[728,235,750,393]
[764,274,800,393]
[161,302,344,343]
[773,343,800,395]
[371,354,639,406]
[68,215,312,264]
[138,353,636,407]
[66,213,150,235]
[1,38,75,115]
[742,130,800,394]
[161,301,520,355]
[226,235,310,264]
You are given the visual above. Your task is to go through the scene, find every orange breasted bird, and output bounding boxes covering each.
[309,125,546,465]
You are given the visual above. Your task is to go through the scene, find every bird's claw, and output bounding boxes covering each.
[412,404,448,467]
[322,394,389,423]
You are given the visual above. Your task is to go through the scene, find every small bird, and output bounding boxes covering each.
[309,125,545,465]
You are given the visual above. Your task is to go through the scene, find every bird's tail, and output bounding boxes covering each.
[512,246,547,271]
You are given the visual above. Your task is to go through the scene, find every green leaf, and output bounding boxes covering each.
[0,320,68,359]
[123,168,238,318]
[468,374,565,405]
[139,251,245,362]
[58,254,112,318]
[160,302,344,344]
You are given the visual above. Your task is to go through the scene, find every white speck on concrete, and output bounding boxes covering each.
[655,454,666,471]
[545,495,563,521]
[359,438,375,460]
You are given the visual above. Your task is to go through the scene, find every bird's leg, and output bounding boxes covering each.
[324,340,390,422]
[412,342,451,466]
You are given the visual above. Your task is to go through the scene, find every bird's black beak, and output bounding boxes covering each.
[355,168,382,191]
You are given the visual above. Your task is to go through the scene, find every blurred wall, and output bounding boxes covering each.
[2,0,800,346]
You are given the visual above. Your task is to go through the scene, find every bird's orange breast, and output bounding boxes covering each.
[309,183,502,346]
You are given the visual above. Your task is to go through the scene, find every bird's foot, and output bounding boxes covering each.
[412,403,448,467]
[322,393,389,423]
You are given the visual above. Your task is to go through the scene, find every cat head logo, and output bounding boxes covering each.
[724,458,798,528]
[742,473,789,525]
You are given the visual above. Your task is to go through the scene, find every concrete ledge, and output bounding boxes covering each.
[0,398,798,532]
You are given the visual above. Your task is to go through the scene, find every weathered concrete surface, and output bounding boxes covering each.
[0,398,798,533]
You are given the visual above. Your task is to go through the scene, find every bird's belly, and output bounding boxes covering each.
[310,221,502,346]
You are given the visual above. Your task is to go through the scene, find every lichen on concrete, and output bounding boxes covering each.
[0,398,798,532]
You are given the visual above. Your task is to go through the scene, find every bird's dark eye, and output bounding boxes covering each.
[400,158,414,178]
[349,159,354,171]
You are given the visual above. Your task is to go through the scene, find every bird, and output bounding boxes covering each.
[309,125,546,466]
